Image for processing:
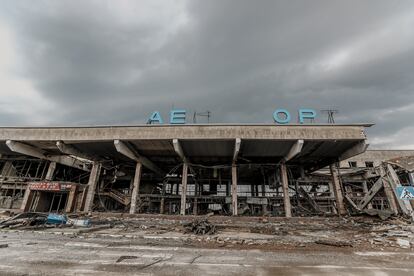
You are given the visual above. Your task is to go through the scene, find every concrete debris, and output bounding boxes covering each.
[116,255,138,263]
[76,224,111,234]
[386,230,410,237]
[1,212,414,252]
[315,239,353,247]
[46,213,67,225]
[363,209,394,221]
[0,244,8,248]
[0,212,95,230]
[387,155,414,172]
[70,218,91,228]
[184,217,216,235]
[396,238,411,249]
[0,212,47,229]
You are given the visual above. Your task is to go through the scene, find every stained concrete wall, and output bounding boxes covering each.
[0,125,368,141]
[342,150,414,168]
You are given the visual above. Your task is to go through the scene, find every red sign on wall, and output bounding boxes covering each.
[29,182,72,191]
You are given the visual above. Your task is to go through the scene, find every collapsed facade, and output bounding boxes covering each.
[0,124,413,218]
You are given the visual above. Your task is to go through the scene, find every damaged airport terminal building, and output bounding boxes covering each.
[0,123,413,218]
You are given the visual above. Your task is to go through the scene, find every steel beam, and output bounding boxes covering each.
[6,140,90,171]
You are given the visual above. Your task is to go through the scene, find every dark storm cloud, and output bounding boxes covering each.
[0,0,414,148]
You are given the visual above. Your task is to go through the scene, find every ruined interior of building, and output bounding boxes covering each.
[0,125,413,218]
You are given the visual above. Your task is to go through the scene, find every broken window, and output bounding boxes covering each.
[365,161,374,168]
[348,161,357,168]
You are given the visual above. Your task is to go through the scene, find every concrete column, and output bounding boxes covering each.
[129,162,142,214]
[261,182,266,197]
[83,162,102,213]
[180,163,188,215]
[280,163,292,218]
[328,180,338,214]
[231,165,238,216]
[329,164,346,215]
[362,181,373,209]
[193,198,198,215]
[160,198,165,214]
[226,181,230,196]
[379,165,399,215]
[328,181,335,197]
[409,173,414,186]
[65,185,78,213]
[45,161,56,181]
[128,177,135,195]
[194,182,199,196]
[210,182,217,195]
[175,183,179,195]
[1,161,13,176]
[262,204,268,215]
[20,186,32,212]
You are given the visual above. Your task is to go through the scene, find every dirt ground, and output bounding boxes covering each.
[1,212,414,275]
[2,212,413,251]
[81,213,414,252]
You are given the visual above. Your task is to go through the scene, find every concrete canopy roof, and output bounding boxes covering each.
[0,124,370,172]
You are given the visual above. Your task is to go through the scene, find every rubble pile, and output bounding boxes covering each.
[0,211,413,250]
[364,223,414,249]
[0,212,47,229]
[0,212,92,229]
[184,217,216,235]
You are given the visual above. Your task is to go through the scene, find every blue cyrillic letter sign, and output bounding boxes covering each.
[148,111,163,124]
[273,109,291,124]
[298,109,316,124]
[170,109,186,124]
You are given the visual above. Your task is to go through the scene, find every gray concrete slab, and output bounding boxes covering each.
[0,124,369,141]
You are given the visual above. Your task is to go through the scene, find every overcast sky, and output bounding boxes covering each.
[0,1,413,149]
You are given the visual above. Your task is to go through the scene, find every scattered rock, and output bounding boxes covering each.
[116,256,138,263]
[396,238,411,249]
[386,230,411,237]
[315,239,353,247]
[363,209,394,220]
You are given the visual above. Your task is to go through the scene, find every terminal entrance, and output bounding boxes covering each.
[28,191,68,212]
[21,182,79,213]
